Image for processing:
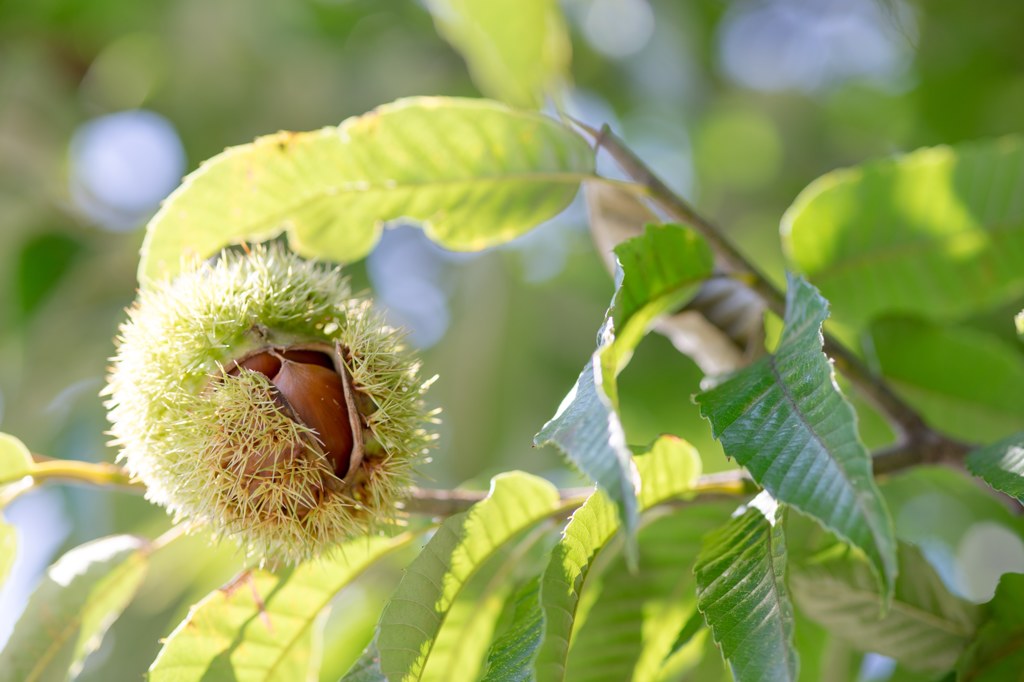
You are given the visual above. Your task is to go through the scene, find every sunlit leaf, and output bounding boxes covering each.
[150,534,407,682]
[870,317,1024,442]
[0,520,15,587]
[0,535,149,682]
[696,274,897,600]
[420,556,515,682]
[532,437,704,682]
[695,493,798,682]
[536,225,713,560]
[424,0,571,108]
[0,432,33,486]
[782,136,1024,327]
[791,543,980,672]
[967,432,1024,503]
[139,97,595,286]
[610,224,715,367]
[956,572,1024,681]
[585,182,761,377]
[565,502,735,682]
[376,472,561,681]
[339,644,386,682]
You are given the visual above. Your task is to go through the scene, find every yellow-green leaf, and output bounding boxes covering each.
[783,136,1024,327]
[377,472,561,682]
[0,535,149,682]
[424,0,571,108]
[139,97,594,287]
[149,534,407,682]
[0,433,33,486]
[0,520,15,587]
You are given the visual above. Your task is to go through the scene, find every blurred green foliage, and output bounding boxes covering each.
[1,0,1023,679]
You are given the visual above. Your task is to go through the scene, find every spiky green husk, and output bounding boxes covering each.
[106,245,434,564]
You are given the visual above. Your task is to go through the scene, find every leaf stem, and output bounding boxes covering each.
[580,121,961,465]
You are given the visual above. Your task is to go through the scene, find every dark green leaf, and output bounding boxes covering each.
[0,535,149,682]
[150,535,406,682]
[696,274,897,600]
[695,493,797,682]
[481,578,543,682]
[967,433,1024,503]
[536,224,713,560]
[14,232,82,323]
[791,543,980,672]
[783,136,1024,327]
[376,472,561,681]
[423,0,570,108]
[956,572,1024,681]
[139,97,594,286]
[870,317,1024,442]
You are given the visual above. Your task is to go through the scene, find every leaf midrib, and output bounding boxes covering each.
[762,522,796,681]
[764,353,882,555]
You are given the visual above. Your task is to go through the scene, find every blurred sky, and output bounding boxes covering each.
[2,0,1024,677]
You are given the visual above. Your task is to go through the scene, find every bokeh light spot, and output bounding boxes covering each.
[68,110,186,232]
[955,521,1024,602]
[582,0,655,59]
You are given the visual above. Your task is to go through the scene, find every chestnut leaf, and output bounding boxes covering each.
[869,317,1024,443]
[149,535,409,682]
[694,493,797,682]
[967,432,1024,503]
[535,224,713,564]
[374,472,561,682]
[0,535,149,682]
[423,0,570,109]
[138,97,595,288]
[484,437,710,682]
[782,135,1024,328]
[792,542,980,673]
[0,432,33,487]
[696,274,898,603]
[0,521,15,588]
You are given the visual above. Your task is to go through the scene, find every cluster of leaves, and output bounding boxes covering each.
[2,1,1024,680]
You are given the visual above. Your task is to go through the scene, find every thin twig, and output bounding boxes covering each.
[579,120,965,467]
[29,455,144,492]
[402,470,757,516]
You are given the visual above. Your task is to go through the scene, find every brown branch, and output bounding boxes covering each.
[871,433,973,476]
[401,470,758,516]
[578,120,968,470]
